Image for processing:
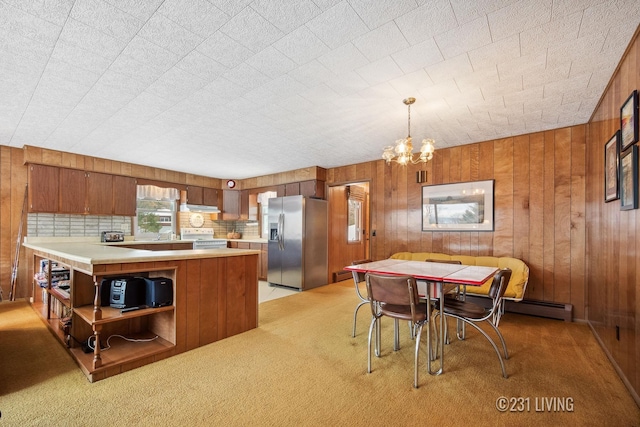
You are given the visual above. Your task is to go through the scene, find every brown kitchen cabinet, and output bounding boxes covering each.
[203,188,221,207]
[222,190,240,220]
[86,172,113,215]
[59,169,115,215]
[268,181,325,200]
[300,180,325,199]
[240,189,250,220]
[56,167,131,215]
[228,241,267,280]
[59,168,87,214]
[285,182,300,196]
[186,185,203,205]
[28,164,60,213]
[113,175,137,216]
[252,243,267,280]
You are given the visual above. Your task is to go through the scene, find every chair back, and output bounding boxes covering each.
[488,268,512,304]
[365,273,421,320]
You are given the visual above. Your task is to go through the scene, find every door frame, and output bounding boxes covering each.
[326,180,371,283]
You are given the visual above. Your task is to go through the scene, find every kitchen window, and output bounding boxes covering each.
[134,185,179,240]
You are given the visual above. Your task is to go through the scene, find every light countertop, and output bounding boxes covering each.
[23,240,260,266]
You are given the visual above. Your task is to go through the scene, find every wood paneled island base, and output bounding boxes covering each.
[24,241,259,382]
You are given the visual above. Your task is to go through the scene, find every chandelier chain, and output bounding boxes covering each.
[407,103,411,137]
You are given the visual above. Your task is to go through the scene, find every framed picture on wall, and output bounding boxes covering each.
[605,130,620,202]
[620,145,638,210]
[421,180,494,231]
[620,90,639,151]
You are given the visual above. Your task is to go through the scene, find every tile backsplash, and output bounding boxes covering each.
[27,213,132,237]
[28,213,261,240]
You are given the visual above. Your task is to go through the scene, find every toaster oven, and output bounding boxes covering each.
[101,231,125,242]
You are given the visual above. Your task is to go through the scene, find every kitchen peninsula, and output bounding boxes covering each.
[23,239,259,382]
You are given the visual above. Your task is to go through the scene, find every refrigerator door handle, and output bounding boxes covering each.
[278,213,284,250]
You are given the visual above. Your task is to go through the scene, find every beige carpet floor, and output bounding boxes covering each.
[1,280,639,426]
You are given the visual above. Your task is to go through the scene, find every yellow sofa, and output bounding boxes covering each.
[389,252,529,302]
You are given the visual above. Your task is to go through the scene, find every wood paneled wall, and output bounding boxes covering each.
[0,146,28,301]
[327,126,587,320]
[585,26,640,404]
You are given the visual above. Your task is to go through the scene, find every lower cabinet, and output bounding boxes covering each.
[229,241,267,280]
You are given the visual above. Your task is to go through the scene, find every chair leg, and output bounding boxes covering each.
[393,319,400,351]
[449,315,508,378]
[486,318,509,359]
[413,322,424,388]
[367,316,378,373]
[352,300,368,337]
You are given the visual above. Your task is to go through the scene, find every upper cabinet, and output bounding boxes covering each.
[86,172,113,215]
[300,180,325,199]
[113,175,137,216]
[59,169,114,215]
[28,164,60,213]
[285,182,300,196]
[28,165,136,216]
[186,185,203,205]
[222,190,240,220]
[203,187,221,207]
[187,186,221,208]
[59,168,87,214]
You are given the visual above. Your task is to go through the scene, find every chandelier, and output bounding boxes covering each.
[382,97,435,165]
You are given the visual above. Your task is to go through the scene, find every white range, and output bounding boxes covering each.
[180,228,228,249]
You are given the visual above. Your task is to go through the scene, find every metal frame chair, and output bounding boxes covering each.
[434,268,513,378]
[365,272,430,388]
[350,259,371,337]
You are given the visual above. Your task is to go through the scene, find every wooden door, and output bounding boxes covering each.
[113,175,136,216]
[240,190,249,220]
[327,183,369,283]
[300,180,325,199]
[28,164,59,212]
[222,190,240,220]
[59,168,86,214]
[186,185,203,205]
[285,182,300,196]
[203,188,220,206]
[86,171,113,215]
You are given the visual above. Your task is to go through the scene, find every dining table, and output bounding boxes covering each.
[344,259,498,375]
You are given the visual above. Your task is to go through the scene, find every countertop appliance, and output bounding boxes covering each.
[101,231,124,242]
[268,195,328,290]
[181,227,228,249]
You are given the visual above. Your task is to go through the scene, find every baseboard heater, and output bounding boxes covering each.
[465,296,573,322]
[334,270,352,282]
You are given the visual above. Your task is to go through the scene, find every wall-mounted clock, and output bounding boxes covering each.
[226,180,236,189]
[189,212,204,228]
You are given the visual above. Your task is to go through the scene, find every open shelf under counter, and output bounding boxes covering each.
[74,304,174,325]
[48,287,71,308]
[31,300,69,344]
[25,240,259,382]
[69,332,175,382]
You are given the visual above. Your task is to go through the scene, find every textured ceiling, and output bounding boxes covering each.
[2,0,639,179]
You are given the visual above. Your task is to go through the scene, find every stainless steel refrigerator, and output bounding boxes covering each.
[267,195,328,290]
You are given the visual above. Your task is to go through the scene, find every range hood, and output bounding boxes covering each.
[180,203,221,213]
